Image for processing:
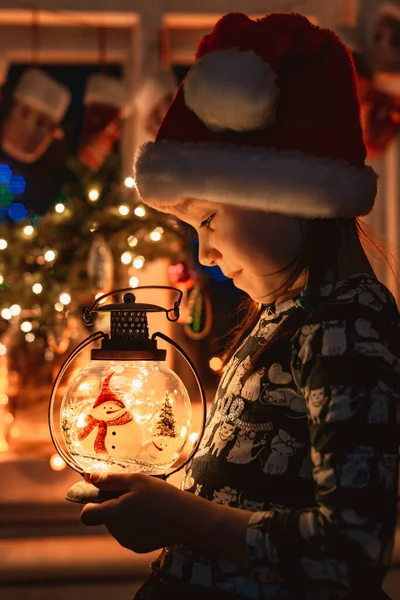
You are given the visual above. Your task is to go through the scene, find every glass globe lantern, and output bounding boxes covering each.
[49,286,206,504]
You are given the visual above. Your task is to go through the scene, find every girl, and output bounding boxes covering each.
[81,13,400,600]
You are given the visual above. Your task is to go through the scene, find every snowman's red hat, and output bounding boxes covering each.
[134,13,377,219]
[92,372,126,409]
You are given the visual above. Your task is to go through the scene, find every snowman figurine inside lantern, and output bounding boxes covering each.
[49,286,206,503]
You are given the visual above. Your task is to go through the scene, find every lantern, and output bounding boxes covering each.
[49,286,206,504]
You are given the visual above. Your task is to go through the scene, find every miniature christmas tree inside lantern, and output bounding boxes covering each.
[49,287,206,504]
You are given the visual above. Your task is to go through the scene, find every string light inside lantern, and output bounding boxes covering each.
[134,205,146,218]
[128,236,138,248]
[21,321,32,333]
[121,251,132,265]
[124,176,136,188]
[32,283,42,294]
[0,239,8,250]
[23,225,34,236]
[133,256,145,269]
[60,293,71,305]
[44,249,56,262]
[118,205,130,216]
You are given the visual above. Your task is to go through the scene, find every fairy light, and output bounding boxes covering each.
[10,304,21,316]
[0,394,8,405]
[189,432,199,444]
[32,283,42,294]
[118,205,130,216]
[55,203,65,214]
[4,413,14,425]
[150,230,162,242]
[209,356,223,371]
[50,453,67,471]
[23,225,34,236]
[0,275,3,285]
[128,235,138,247]
[59,293,71,305]
[0,239,7,250]
[10,427,20,438]
[25,332,35,343]
[54,302,64,312]
[44,249,56,262]
[121,251,132,265]
[20,321,32,333]
[133,255,145,269]
[1,308,11,320]
[0,344,6,355]
[124,176,136,188]
[88,188,100,202]
[0,439,8,451]
[134,205,146,218]
[129,276,139,288]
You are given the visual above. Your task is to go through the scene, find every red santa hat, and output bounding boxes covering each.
[92,372,126,409]
[14,68,71,123]
[134,13,377,219]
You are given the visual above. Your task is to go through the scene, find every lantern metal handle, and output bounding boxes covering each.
[82,286,183,326]
[48,331,107,473]
[152,332,207,480]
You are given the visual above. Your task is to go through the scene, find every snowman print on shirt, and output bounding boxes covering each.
[77,372,143,459]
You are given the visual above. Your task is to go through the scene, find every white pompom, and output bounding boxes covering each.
[183,48,279,132]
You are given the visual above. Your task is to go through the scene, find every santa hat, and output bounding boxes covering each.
[14,68,71,123]
[92,372,126,409]
[134,13,377,219]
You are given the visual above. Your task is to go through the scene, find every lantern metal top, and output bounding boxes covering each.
[81,286,183,361]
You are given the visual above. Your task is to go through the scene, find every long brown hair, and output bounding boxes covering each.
[219,217,398,377]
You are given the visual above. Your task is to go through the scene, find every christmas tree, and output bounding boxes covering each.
[155,393,177,438]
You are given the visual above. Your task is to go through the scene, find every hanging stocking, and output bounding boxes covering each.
[78,74,130,170]
[1,68,70,164]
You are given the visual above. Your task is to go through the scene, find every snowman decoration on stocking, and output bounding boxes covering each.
[77,372,143,460]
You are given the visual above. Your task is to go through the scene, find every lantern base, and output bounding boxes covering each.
[66,479,121,504]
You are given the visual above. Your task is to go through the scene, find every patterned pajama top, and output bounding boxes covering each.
[158,273,400,599]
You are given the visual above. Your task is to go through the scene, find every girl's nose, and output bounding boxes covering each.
[198,238,221,267]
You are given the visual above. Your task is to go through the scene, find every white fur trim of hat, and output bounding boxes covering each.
[134,140,377,219]
[183,48,280,132]
[14,68,71,123]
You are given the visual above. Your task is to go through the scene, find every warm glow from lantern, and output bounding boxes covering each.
[21,321,32,332]
[10,304,21,316]
[60,293,71,305]
[32,283,42,294]
[0,239,7,250]
[23,225,34,236]
[118,204,130,216]
[55,203,65,213]
[209,356,223,371]
[129,276,139,288]
[133,256,145,269]
[44,249,56,262]
[1,308,11,320]
[50,453,67,471]
[124,176,136,188]
[121,251,132,265]
[88,188,100,202]
[78,382,91,393]
[189,432,199,444]
[134,206,146,218]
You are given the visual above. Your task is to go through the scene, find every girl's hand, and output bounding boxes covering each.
[80,472,184,553]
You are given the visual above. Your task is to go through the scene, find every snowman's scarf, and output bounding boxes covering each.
[78,411,133,453]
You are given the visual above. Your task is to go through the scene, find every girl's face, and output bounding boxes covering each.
[170,199,304,303]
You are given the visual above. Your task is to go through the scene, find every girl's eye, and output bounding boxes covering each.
[200,213,215,229]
